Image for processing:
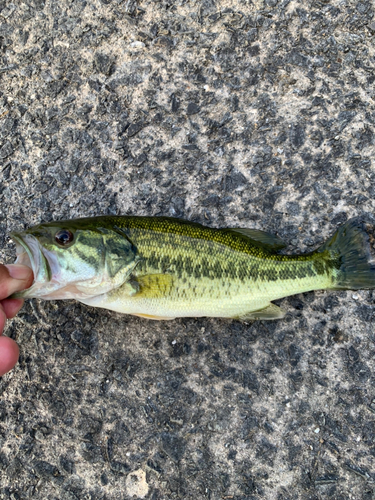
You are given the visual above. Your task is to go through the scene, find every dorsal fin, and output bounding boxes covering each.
[222,227,287,252]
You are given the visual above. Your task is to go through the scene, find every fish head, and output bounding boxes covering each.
[11,220,139,300]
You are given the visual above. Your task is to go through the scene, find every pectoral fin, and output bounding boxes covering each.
[123,275,175,319]
[236,303,285,321]
[126,274,174,299]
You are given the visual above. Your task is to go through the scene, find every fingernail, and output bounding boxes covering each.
[5,265,32,280]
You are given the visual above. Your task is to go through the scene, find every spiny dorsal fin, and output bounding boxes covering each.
[223,227,287,252]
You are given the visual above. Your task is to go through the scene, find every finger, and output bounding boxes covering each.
[0,265,33,300]
[0,306,5,334]
[1,298,24,319]
[0,336,19,376]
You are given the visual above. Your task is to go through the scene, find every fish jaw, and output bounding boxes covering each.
[10,233,56,299]
[11,232,84,300]
[10,233,84,299]
[11,233,87,300]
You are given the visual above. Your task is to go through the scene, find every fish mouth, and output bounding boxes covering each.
[10,233,52,299]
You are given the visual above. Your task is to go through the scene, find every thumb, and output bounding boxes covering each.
[0,265,33,300]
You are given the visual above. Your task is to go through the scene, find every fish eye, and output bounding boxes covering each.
[55,229,74,246]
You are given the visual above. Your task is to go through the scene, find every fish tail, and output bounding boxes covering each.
[316,217,375,290]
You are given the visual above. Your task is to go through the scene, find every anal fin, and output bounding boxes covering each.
[236,303,285,321]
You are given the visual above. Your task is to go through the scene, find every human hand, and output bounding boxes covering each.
[0,265,33,376]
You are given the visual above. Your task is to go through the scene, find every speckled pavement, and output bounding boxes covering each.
[0,0,375,499]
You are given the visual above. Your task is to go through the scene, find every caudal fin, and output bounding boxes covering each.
[316,217,375,290]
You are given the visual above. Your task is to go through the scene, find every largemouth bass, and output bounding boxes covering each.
[10,216,375,320]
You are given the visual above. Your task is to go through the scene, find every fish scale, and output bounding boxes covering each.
[10,215,375,321]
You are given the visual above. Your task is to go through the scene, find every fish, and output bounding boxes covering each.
[10,215,375,321]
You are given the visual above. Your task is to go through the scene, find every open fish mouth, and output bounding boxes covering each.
[10,233,52,298]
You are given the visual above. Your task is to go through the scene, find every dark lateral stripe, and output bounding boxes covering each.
[139,248,329,282]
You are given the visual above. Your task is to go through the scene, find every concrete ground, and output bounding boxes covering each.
[0,0,375,498]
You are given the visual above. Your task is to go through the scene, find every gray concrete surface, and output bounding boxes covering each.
[0,0,375,498]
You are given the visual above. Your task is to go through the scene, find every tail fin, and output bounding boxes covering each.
[316,217,375,290]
